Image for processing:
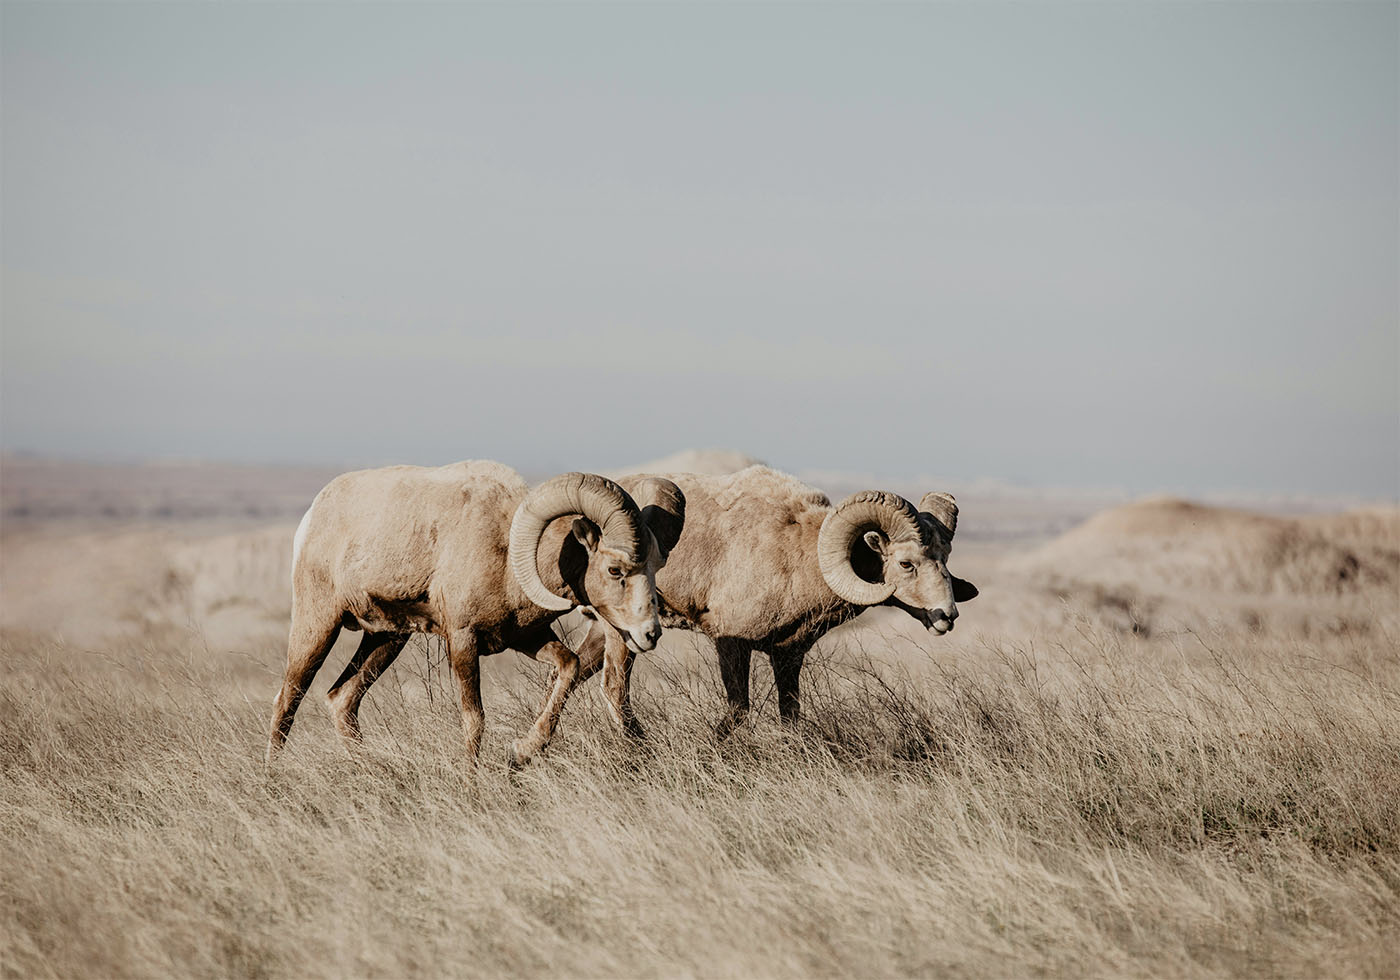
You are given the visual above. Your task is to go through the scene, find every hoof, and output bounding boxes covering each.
[713,715,743,742]
[334,723,364,745]
[507,743,526,770]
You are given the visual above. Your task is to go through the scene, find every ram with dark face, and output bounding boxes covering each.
[266,462,684,769]
[571,466,978,735]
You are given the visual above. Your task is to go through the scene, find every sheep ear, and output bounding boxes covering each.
[952,576,979,602]
[571,517,601,552]
[862,530,889,557]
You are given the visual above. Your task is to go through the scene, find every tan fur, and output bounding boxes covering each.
[293,461,527,634]
[637,466,841,642]
[586,465,977,732]
[311,462,972,742]
[266,461,668,769]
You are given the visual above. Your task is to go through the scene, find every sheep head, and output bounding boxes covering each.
[508,473,679,654]
[818,490,978,634]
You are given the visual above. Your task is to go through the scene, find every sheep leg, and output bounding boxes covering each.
[572,623,645,738]
[598,626,645,739]
[572,623,606,683]
[267,609,343,761]
[326,632,408,742]
[509,639,580,768]
[616,644,644,739]
[772,645,809,726]
[714,638,751,740]
[446,630,486,767]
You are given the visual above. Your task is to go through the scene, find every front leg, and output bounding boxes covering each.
[595,624,645,739]
[571,622,646,738]
[509,634,580,768]
[574,624,606,685]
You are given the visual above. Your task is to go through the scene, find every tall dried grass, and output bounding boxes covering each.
[3,619,1398,978]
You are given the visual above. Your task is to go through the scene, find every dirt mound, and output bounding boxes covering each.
[609,449,765,478]
[1303,506,1400,553]
[1001,499,1399,636]
[1015,498,1399,597]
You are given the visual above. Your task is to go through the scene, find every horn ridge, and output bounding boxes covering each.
[508,472,646,612]
[817,490,923,605]
[632,477,686,559]
[918,491,959,538]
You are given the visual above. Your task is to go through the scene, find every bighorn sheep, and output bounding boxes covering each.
[572,466,979,732]
[327,464,975,737]
[266,462,685,767]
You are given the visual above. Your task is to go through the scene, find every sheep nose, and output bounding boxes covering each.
[645,625,662,647]
[940,604,958,622]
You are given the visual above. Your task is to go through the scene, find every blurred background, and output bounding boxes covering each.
[3,2,1396,498]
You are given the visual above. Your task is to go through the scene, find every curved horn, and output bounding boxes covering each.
[919,491,958,538]
[817,491,924,605]
[508,473,644,612]
[633,477,686,560]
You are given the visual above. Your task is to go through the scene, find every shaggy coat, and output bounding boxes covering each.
[267,461,678,767]
[317,464,974,738]
[576,466,979,731]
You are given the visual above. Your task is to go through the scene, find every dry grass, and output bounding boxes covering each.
[3,617,1398,978]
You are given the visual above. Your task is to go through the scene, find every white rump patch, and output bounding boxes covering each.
[291,503,314,585]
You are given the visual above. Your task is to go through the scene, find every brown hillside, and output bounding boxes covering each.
[1013,498,1399,598]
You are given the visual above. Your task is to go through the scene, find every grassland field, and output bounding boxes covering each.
[2,457,1397,978]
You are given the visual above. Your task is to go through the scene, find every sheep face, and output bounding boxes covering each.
[567,520,664,655]
[861,530,978,634]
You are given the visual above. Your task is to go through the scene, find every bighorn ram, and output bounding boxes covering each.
[266,462,684,767]
[327,465,975,735]
[571,466,979,732]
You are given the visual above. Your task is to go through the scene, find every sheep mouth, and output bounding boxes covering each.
[915,608,954,634]
[624,629,659,654]
[897,600,954,634]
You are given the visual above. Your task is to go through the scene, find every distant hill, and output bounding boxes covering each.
[996,497,1400,637]
[0,456,342,527]
[1012,497,1400,598]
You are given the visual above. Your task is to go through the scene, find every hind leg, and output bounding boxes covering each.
[714,637,752,740]
[446,628,486,768]
[326,632,408,742]
[772,643,810,726]
[267,604,342,761]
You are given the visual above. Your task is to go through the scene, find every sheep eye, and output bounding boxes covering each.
[608,566,623,578]
[899,560,915,572]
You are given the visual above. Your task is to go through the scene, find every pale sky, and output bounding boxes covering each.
[3,2,1396,496]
